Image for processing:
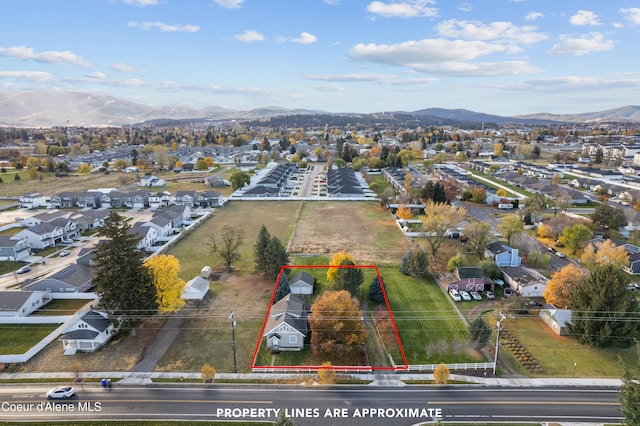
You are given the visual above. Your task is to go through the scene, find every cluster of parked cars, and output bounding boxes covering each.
[449,289,495,302]
[627,283,640,290]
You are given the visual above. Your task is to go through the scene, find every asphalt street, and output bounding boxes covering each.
[0,385,623,425]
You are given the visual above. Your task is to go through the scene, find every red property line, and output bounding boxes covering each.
[250,264,408,372]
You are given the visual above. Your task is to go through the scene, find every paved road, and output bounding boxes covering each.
[0,385,623,425]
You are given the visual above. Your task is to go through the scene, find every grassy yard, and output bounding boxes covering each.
[466,170,533,198]
[507,317,640,377]
[166,200,301,278]
[0,324,59,355]
[31,299,92,316]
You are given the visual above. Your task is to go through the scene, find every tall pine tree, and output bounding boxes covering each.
[369,275,385,302]
[273,272,290,303]
[263,237,289,281]
[567,264,640,348]
[334,259,364,297]
[254,225,271,273]
[93,212,158,333]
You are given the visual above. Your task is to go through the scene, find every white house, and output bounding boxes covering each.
[139,175,165,187]
[263,294,309,352]
[289,272,315,295]
[60,310,115,355]
[14,223,65,251]
[0,291,51,317]
[502,266,548,297]
[0,236,31,261]
[181,276,209,300]
[485,242,522,267]
[19,192,47,209]
[540,305,572,336]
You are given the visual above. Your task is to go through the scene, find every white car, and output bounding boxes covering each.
[470,290,482,301]
[555,251,566,258]
[484,290,495,300]
[449,289,461,302]
[459,290,472,301]
[46,386,75,399]
[59,250,71,257]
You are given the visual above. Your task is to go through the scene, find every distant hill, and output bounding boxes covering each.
[513,105,640,123]
[0,90,638,127]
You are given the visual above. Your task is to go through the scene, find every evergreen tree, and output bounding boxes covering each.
[253,225,271,273]
[263,237,289,281]
[567,264,640,348]
[93,212,158,333]
[619,355,640,425]
[468,317,492,349]
[369,275,385,302]
[273,272,290,303]
[334,259,364,297]
[400,250,429,277]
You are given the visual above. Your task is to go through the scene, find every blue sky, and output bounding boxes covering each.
[1,0,639,116]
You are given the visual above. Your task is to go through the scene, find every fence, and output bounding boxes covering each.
[253,363,494,374]
[405,362,494,372]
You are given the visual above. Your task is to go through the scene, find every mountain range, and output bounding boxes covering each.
[0,90,639,127]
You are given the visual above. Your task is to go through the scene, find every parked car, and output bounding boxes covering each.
[504,288,513,298]
[470,290,482,301]
[484,290,495,300]
[459,290,472,301]
[46,386,75,399]
[627,283,637,291]
[555,251,566,258]
[449,289,461,302]
[16,265,31,274]
[59,250,71,257]
[635,283,640,290]
[527,300,543,308]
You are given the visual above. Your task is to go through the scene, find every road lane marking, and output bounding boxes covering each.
[435,401,619,406]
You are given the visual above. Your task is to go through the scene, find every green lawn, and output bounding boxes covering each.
[31,299,92,316]
[508,317,640,378]
[0,324,59,355]
[467,170,532,198]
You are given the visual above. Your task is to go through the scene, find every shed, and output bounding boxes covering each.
[182,276,209,300]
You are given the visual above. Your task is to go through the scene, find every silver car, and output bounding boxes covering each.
[46,386,75,399]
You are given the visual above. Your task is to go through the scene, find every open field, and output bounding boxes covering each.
[166,200,301,277]
[289,201,412,263]
[0,324,59,355]
[507,317,640,377]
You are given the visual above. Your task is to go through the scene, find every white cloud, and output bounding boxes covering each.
[306,73,437,85]
[570,10,600,26]
[110,63,136,72]
[213,0,244,8]
[291,32,318,44]
[122,0,159,6]
[0,45,90,67]
[524,11,543,21]
[458,3,472,12]
[367,1,438,18]
[436,20,547,44]
[349,38,540,76]
[620,8,640,25]
[323,0,340,4]
[234,30,265,42]
[86,71,107,80]
[547,32,615,56]
[522,74,640,92]
[311,84,346,92]
[127,22,199,32]
[0,70,54,82]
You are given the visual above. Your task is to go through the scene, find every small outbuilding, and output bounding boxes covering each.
[289,271,315,295]
[182,276,209,300]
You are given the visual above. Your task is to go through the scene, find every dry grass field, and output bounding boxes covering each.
[289,201,412,263]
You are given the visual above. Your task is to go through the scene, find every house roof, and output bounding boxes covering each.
[0,291,36,311]
[22,264,93,292]
[486,242,511,255]
[61,329,99,340]
[502,266,546,287]
[290,271,315,287]
[79,310,110,332]
[456,266,484,279]
[183,276,209,299]
[263,294,309,337]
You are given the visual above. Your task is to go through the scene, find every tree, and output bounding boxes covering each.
[567,264,640,348]
[497,214,524,246]
[480,260,503,280]
[591,204,628,230]
[200,363,216,383]
[144,254,186,313]
[464,221,495,259]
[209,225,244,272]
[559,224,592,255]
[369,275,385,302]
[422,201,467,261]
[399,250,428,277]
[273,272,290,303]
[263,236,289,281]
[434,363,451,384]
[468,317,491,349]
[396,205,413,220]
[274,411,296,426]
[229,171,250,190]
[327,252,355,282]
[309,291,366,361]
[317,361,337,384]
[619,355,640,425]
[542,264,588,309]
[254,225,271,273]
[580,239,629,268]
[334,259,364,297]
[446,253,464,272]
[93,212,158,332]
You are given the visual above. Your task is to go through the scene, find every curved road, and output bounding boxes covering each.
[0,385,623,425]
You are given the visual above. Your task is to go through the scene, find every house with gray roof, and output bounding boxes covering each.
[50,192,78,208]
[19,192,47,209]
[289,271,315,295]
[22,264,93,293]
[0,235,31,261]
[14,223,64,251]
[60,310,115,355]
[262,294,309,352]
[0,291,51,317]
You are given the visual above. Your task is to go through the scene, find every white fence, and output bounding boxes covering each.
[405,362,494,372]
[253,363,494,374]
[0,320,71,364]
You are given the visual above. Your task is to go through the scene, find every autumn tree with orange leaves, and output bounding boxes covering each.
[543,264,588,309]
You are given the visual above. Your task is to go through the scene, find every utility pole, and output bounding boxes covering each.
[493,311,507,375]
[229,311,237,374]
